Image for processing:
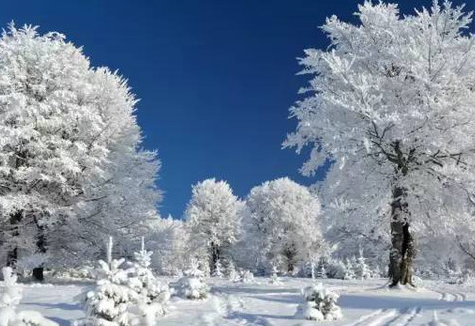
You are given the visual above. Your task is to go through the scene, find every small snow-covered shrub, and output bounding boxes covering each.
[240,270,254,283]
[176,276,209,300]
[80,258,140,326]
[354,250,371,280]
[326,260,346,280]
[295,283,342,321]
[77,238,141,326]
[269,265,282,285]
[127,238,171,322]
[212,259,224,278]
[226,261,240,282]
[0,267,59,326]
[343,258,356,280]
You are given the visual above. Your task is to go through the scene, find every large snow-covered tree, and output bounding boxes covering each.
[284,1,475,285]
[185,178,242,273]
[0,24,161,279]
[240,177,323,273]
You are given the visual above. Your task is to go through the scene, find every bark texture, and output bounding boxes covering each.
[389,186,414,286]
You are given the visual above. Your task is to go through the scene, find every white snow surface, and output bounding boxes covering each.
[3,277,475,325]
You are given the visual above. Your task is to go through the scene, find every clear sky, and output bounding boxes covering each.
[1,0,472,218]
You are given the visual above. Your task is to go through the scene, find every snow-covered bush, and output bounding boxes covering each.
[127,238,170,322]
[184,258,205,278]
[0,267,58,326]
[295,283,342,321]
[175,257,210,300]
[326,260,346,280]
[226,261,240,282]
[354,250,372,280]
[175,276,209,300]
[80,258,139,325]
[343,258,356,280]
[316,265,327,279]
[212,259,224,278]
[269,265,282,285]
[240,270,255,283]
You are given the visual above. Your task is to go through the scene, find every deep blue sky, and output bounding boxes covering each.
[2,0,472,218]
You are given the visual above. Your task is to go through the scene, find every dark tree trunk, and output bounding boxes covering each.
[32,219,47,282]
[210,242,220,273]
[389,186,414,287]
[6,211,22,267]
[283,243,297,273]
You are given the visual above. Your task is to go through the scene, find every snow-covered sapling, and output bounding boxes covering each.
[212,259,224,278]
[79,237,140,326]
[226,261,240,282]
[240,270,255,283]
[355,250,371,280]
[127,237,170,323]
[269,265,282,285]
[176,258,209,300]
[295,283,342,321]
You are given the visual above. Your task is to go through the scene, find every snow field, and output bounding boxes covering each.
[4,277,475,326]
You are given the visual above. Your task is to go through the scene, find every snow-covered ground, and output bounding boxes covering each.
[9,277,475,326]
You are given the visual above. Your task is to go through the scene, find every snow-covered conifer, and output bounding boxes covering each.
[226,261,239,282]
[176,257,209,300]
[212,259,224,278]
[79,238,139,326]
[354,250,371,280]
[270,265,282,285]
[127,237,170,323]
[343,259,356,280]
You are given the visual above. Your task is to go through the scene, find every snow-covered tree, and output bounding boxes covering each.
[185,178,242,273]
[284,1,475,286]
[354,250,372,280]
[0,24,161,279]
[295,283,342,321]
[80,238,139,326]
[240,178,324,273]
[226,260,239,282]
[148,216,190,276]
[0,267,58,326]
[176,258,209,300]
[212,259,224,278]
[126,238,170,323]
[343,259,356,280]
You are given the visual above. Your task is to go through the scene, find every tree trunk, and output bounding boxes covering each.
[210,242,220,274]
[389,186,414,287]
[32,219,47,282]
[6,211,22,267]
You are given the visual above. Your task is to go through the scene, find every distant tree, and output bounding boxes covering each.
[185,178,242,273]
[148,216,190,276]
[285,1,475,285]
[242,178,324,273]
